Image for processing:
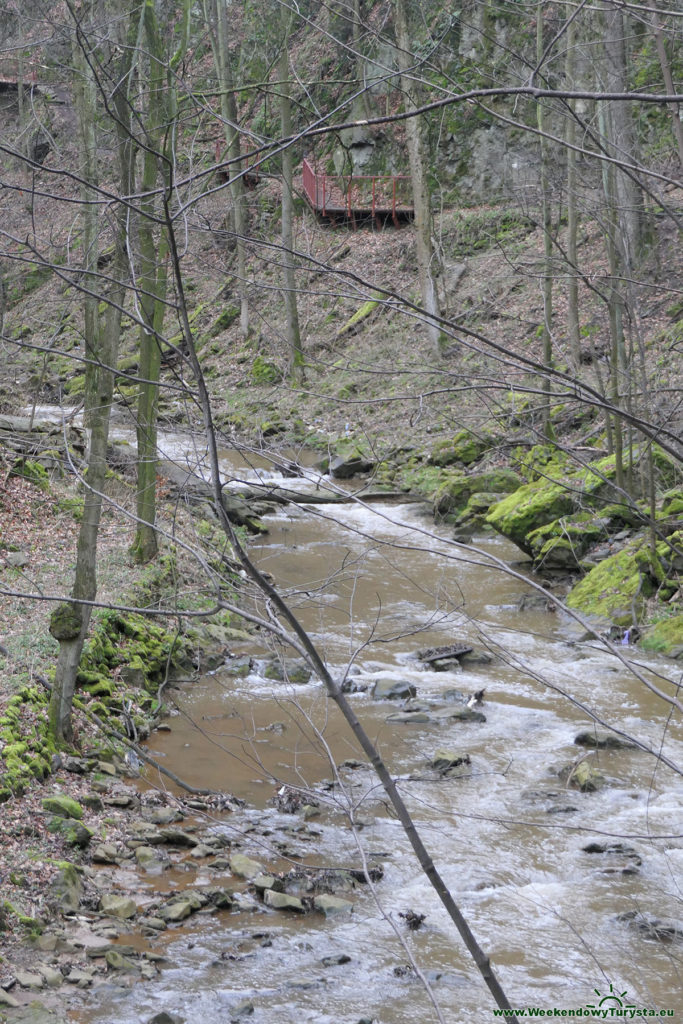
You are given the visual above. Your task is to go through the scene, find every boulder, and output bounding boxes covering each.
[148,1014,185,1024]
[371,679,417,700]
[230,853,264,879]
[53,861,83,913]
[92,843,118,864]
[0,990,20,1007]
[159,899,194,923]
[263,659,312,684]
[16,971,44,989]
[99,894,137,920]
[527,514,607,569]
[566,535,665,627]
[263,890,305,912]
[559,761,605,792]
[105,949,138,972]
[314,894,353,916]
[41,794,83,819]
[427,430,495,468]
[135,846,166,870]
[330,454,374,479]
[428,749,471,773]
[640,614,683,659]
[158,827,197,847]
[574,730,637,750]
[434,469,521,516]
[47,817,93,847]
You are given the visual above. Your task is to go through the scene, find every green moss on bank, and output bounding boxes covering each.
[565,535,665,627]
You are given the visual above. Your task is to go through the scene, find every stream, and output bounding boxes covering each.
[52,433,681,1023]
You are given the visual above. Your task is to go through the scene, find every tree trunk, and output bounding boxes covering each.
[130,4,166,565]
[564,14,581,374]
[49,4,132,745]
[213,0,249,338]
[279,4,304,381]
[394,0,441,357]
[536,3,554,441]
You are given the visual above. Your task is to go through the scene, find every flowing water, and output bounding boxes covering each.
[51,435,681,1023]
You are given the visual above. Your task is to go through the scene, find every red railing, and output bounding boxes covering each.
[302,158,412,219]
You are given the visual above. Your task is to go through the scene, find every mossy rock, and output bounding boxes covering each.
[640,615,683,659]
[9,458,50,491]
[251,355,282,384]
[566,536,663,627]
[527,514,608,569]
[42,794,84,819]
[515,444,570,482]
[428,430,495,468]
[486,454,624,554]
[651,444,681,490]
[434,468,521,516]
[660,489,683,517]
[486,480,575,554]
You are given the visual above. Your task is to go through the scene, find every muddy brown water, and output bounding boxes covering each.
[54,439,681,1024]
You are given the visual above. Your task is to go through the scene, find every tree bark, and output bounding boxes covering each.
[49,3,132,745]
[536,3,554,441]
[279,3,304,381]
[213,0,249,338]
[394,0,441,357]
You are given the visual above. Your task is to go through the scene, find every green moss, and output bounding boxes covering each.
[208,306,239,337]
[566,536,664,626]
[49,602,82,641]
[251,355,282,384]
[434,468,521,516]
[64,373,86,396]
[527,514,608,568]
[640,614,683,659]
[42,794,84,819]
[337,293,382,337]
[486,480,575,554]
[9,458,50,491]
[428,430,495,467]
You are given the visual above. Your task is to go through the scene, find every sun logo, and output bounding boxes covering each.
[585,983,635,1011]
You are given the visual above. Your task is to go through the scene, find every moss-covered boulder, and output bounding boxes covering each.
[640,615,683,659]
[527,514,608,569]
[42,794,83,819]
[434,468,521,517]
[660,489,683,518]
[486,454,624,555]
[565,535,665,627]
[428,430,495,467]
[486,479,575,553]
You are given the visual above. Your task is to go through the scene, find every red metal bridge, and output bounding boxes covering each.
[301,158,413,227]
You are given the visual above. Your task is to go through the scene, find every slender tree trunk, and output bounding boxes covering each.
[602,6,643,266]
[49,6,129,743]
[536,3,554,440]
[598,100,626,494]
[394,0,441,357]
[213,0,249,338]
[130,89,165,564]
[130,0,190,563]
[564,15,581,373]
[279,4,304,381]
[653,21,683,170]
